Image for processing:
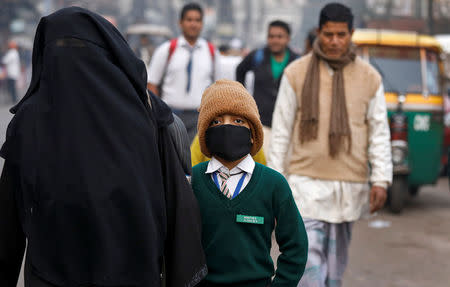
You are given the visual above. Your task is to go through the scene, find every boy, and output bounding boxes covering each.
[192,80,308,287]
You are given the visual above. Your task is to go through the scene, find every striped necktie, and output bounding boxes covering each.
[217,170,231,199]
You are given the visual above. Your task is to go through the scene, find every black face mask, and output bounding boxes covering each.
[205,125,252,162]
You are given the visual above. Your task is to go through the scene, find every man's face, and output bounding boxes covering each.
[267,26,290,55]
[179,10,203,40]
[140,36,149,46]
[317,21,353,59]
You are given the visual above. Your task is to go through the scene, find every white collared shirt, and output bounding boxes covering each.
[147,36,219,110]
[205,154,255,197]
[216,55,242,81]
[2,48,20,80]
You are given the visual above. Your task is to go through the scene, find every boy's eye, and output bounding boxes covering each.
[210,119,221,126]
[234,118,244,124]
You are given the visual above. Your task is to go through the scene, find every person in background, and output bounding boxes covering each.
[303,28,317,55]
[269,3,392,287]
[229,38,244,56]
[147,2,219,142]
[2,40,20,103]
[137,35,152,70]
[192,79,308,287]
[216,44,242,81]
[236,20,299,158]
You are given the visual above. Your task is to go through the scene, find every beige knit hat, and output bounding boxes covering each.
[197,79,263,158]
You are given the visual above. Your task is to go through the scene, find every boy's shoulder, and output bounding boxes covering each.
[192,161,209,172]
[254,163,291,193]
[191,161,209,191]
[192,161,209,181]
[255,163,293,205]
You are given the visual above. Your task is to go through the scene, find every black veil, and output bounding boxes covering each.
[1,7,205,287]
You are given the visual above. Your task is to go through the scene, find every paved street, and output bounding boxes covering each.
[270,178,450,287]
[343,177,450,287]
[0,102,448,287]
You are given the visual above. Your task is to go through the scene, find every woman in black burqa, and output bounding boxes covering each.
[0,7,206,287]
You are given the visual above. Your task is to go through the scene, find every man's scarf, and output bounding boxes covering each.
[300,39,356,157]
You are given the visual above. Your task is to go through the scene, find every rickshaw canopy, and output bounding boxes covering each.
[352,29,443,53]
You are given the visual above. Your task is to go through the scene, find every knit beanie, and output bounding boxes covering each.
[197,79,263,158]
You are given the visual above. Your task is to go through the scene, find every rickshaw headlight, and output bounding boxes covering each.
[444,113,450,127]
[392,147,405,165]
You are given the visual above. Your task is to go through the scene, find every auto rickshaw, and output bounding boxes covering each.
[434,35,450,176]
[353,29,445,213]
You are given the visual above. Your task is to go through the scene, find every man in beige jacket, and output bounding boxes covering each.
[268,3,392,287]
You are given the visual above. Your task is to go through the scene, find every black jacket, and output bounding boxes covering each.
[236,47,299,127]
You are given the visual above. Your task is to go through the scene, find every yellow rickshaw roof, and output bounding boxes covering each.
[352,29,443,52]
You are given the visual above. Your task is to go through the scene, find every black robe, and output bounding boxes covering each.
[0,7,206,287]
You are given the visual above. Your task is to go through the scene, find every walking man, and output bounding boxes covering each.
[147,2,218,142]
[236,20,298,156]
[2,40,20,103]
[268,3,392,286]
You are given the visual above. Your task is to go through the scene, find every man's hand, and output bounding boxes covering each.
[370,185,387,213]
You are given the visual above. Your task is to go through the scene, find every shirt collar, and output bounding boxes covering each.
[179,35,203,49]
[322,61,335,76]
[205,154,255,175]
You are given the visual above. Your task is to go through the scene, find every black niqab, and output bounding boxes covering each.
[1,7,205,287]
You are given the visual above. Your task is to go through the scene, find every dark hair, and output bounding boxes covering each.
[218,44,230,53]
[319,3,353,31]
[268,20,291,36]
[180,2,203,20]
[307,28,317,45]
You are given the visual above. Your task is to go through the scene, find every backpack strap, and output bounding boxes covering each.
[252,48,264,69]
[158,38,178,92]
[167,38,178,62]
[207,42,215,60]
[207,41,216,81]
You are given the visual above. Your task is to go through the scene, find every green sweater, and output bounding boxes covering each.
[192,162,308,287]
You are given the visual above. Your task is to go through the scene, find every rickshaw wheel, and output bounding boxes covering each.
[388,175,408,214]
[409,186,420,197]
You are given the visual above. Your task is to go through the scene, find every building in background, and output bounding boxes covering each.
[3,0,450,54]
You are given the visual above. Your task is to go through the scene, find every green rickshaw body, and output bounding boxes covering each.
[388,110,444,187]
[353,29,445,191]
